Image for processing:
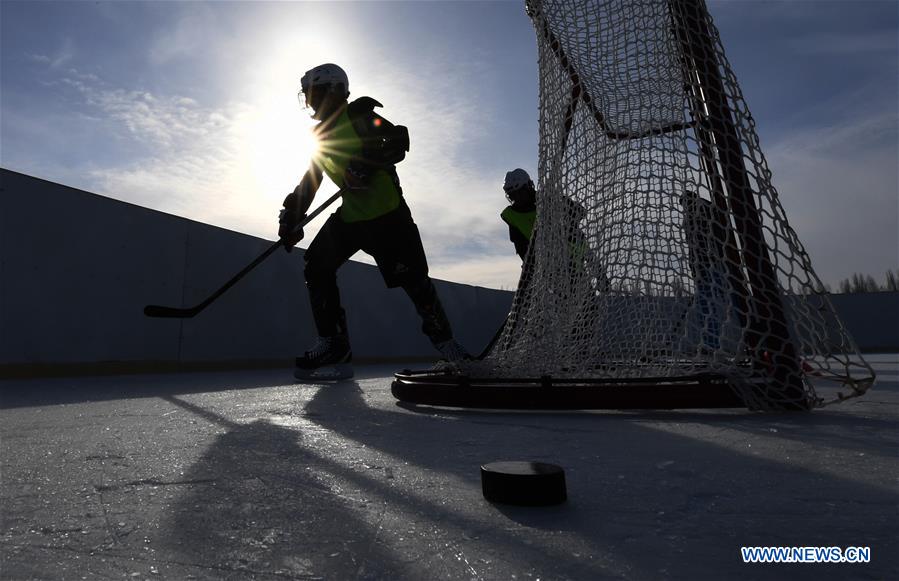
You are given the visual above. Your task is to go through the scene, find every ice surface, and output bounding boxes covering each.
[2,360,897,579]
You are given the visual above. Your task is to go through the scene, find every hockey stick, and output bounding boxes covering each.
[477,249,536,359]
[476,317,506,360]
[144,189,345,319]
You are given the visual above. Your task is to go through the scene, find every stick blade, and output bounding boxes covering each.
[143,304,198,318]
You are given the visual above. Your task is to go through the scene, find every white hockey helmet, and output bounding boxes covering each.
[503,168,533,193]
[300,63,349,103]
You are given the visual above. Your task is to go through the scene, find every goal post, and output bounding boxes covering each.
[666,0,806,404]
[392,0,875,410]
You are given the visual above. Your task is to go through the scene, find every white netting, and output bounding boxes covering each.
[463,0,875,409]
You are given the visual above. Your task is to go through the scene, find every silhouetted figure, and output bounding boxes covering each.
[279,63,468,379]
[500,169,538,262]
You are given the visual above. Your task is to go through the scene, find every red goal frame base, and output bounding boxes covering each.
[391,369,748,410]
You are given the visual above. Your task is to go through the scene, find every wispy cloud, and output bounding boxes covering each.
[50,68,246,216]
[766,109,898,285]
[148,4,218,65]
[28,38,74,69]
[71,86,217,148]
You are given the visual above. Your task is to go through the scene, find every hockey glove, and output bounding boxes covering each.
[278,192,306,252]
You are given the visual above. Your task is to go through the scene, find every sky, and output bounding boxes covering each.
[1,0,897,291]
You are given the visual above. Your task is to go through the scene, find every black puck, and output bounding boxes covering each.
[480,461,567,506]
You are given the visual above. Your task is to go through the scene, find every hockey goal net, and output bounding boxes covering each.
[455,0,875,410]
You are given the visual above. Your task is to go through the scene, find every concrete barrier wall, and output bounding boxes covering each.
[1,169,896,376]
[0,169,512,375]
[827,291,899,353]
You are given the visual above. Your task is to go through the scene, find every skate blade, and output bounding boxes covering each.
[294,363,354,382]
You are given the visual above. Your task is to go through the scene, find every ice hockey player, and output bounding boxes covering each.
[500,168,590,272]
[500,168,537,262]
[279,63,469,380]
[500,168,606,301]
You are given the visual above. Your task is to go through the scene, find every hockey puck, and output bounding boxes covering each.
[480,461,567,506]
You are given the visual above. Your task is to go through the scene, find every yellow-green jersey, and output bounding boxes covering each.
[314,104,403,223]
[501,205,536,260]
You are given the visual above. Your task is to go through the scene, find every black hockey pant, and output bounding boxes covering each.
[303,202,453,345]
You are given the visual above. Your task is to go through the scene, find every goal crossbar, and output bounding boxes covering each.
[529,0,694,141]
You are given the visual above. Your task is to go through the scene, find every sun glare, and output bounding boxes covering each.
[242,100,320,199]
[233,18,348,203]
[292,119,321,167]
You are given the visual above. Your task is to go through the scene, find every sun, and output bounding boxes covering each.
[232,20,352,202]
[242,98,320,199]
[285,117,321,171]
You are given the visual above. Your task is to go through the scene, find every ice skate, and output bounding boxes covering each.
[431,339,470,372]
[294,335,354,381]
